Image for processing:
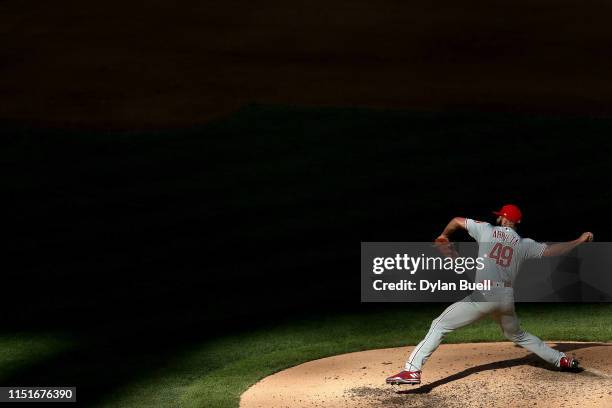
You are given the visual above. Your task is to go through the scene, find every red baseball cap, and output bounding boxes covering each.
[493,204,522,223]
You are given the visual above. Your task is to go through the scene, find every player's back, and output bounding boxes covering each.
[465,219,547,283]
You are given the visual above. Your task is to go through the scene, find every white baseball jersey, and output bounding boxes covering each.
[465,219,547,284]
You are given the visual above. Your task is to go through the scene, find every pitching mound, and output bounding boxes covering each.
[241,342,611,408]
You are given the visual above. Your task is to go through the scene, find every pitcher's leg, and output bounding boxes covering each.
[497,311,564,366]
[406,299,489,371]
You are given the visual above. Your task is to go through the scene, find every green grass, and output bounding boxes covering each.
[0,306,609,407]
[88,304,610,407]
[0,333,75,384]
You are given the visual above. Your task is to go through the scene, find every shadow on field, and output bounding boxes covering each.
[0,316,261,406]
[0,327,207,406]
[399,342,611,395]
[0,304,392,406]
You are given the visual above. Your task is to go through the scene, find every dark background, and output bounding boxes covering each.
[2,1,612,403]
[3,105,608,331]
[3,0,612,129]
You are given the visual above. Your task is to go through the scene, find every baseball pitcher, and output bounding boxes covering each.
[386,204,594,385]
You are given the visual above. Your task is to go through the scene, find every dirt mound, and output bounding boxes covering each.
[241,342,611,408]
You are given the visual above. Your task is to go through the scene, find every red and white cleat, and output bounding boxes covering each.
[385,370,421,385]
[559,356,581,371]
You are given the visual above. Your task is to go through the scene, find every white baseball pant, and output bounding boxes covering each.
[405,289,564,371]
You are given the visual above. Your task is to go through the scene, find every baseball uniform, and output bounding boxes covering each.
[404,219,565,371]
